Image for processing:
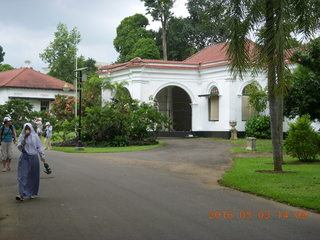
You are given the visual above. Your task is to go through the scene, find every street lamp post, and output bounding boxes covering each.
[74,67,88,150]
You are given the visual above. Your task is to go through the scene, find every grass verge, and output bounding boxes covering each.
[205,138,273,153]
[52,141,165,153]
[220,157,320,212]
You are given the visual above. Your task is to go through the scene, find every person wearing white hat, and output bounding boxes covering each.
[0,116,17,172]
[34,117,43,138]
[44,122,53,150]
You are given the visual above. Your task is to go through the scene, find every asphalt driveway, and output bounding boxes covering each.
[0,138,319,240]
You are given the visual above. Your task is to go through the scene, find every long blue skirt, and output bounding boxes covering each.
[17,153,40,197]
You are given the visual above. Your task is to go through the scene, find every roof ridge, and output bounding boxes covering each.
[1,68,26,86]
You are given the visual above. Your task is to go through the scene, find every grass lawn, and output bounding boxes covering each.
[220,157,320,212]
[52,141,165,153]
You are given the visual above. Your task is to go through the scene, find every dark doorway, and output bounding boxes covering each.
[155,86,192,131]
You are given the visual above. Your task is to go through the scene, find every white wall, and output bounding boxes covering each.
[100,63,319,133]
[0,87,76,111]
[100,64,270,132]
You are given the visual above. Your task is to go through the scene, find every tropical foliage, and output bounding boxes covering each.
[223,0,320,172]
[245,115,271,139]
[285,37,320,121]
[113,14,154,63]
[76,56,98,78]
[164,17,197,61]
[50,95,75,121]
[82,76,102,109]
[0,99,34,130]
[0,64,14,72]
[0,46,5,64]
[246,82,268,115]
[126,38,160,61]
[141,0,176,60]
[187,0,229,49]
[39,23,81,83]
[82,82,170,146]
[284,115,320,162]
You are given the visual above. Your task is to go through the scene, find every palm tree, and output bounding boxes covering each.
[225,0,320,172]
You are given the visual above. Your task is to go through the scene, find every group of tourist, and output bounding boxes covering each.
[0,116,52,201]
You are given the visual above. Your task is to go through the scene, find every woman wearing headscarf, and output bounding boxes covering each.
[16,123,46,201]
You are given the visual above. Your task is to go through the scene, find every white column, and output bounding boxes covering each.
[191,103,198,131]
[167,86,173,118]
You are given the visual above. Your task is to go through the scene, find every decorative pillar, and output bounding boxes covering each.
[246,137,257,151]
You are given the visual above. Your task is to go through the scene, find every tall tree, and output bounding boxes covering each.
[0,46,5,64]
[126,38,160,61]
[39,23,81,83]
[77,56,98,78]
[187,0,229,49]
[113,14,153,63]
[225,0,320,172]
[285,38,320,121]
[141,0,175,60]
[161,17,196,61]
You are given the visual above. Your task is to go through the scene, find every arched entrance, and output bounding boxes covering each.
[155,86,192,131]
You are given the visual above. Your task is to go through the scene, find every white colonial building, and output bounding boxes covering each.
[98,42,302,137]
[0,67,75,111]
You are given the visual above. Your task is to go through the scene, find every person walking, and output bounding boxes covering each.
[0,116,17,172]
[34,117,43,138]
[44,122,53,150]
[16,123,46,201]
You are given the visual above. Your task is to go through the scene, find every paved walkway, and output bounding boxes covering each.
[97,138,234,188]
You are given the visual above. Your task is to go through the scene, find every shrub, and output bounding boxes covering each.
[284,115,320,162]
[54,119,77,142]
[82,82,171,146]
[110,135,129,147]
[245,115,271,139]
[0,99,34,130]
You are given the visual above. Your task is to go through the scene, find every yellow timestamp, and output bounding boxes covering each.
[208,210,309,220]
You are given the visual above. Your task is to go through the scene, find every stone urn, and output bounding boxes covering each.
[229,121,238,140]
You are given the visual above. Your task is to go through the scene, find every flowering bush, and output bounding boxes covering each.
[50,95,75,121]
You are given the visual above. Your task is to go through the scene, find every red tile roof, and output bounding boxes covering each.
[183,42,229,64]
[97,40,295,74]
[0,68,74,90]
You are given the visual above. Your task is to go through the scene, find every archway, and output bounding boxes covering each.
[155,86,192,131]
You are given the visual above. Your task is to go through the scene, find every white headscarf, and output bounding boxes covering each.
[18,123,45,156]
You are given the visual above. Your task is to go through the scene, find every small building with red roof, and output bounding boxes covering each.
[0,67,75,111]
[98,42,293,137]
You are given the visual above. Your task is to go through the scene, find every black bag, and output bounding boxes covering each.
[43,131,47,138]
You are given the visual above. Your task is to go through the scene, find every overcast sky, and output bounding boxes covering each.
[0,0,189,72]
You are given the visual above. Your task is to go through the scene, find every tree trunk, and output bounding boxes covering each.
[162,20,168,60]
[266,0,283,172]
[268,86,284,172]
